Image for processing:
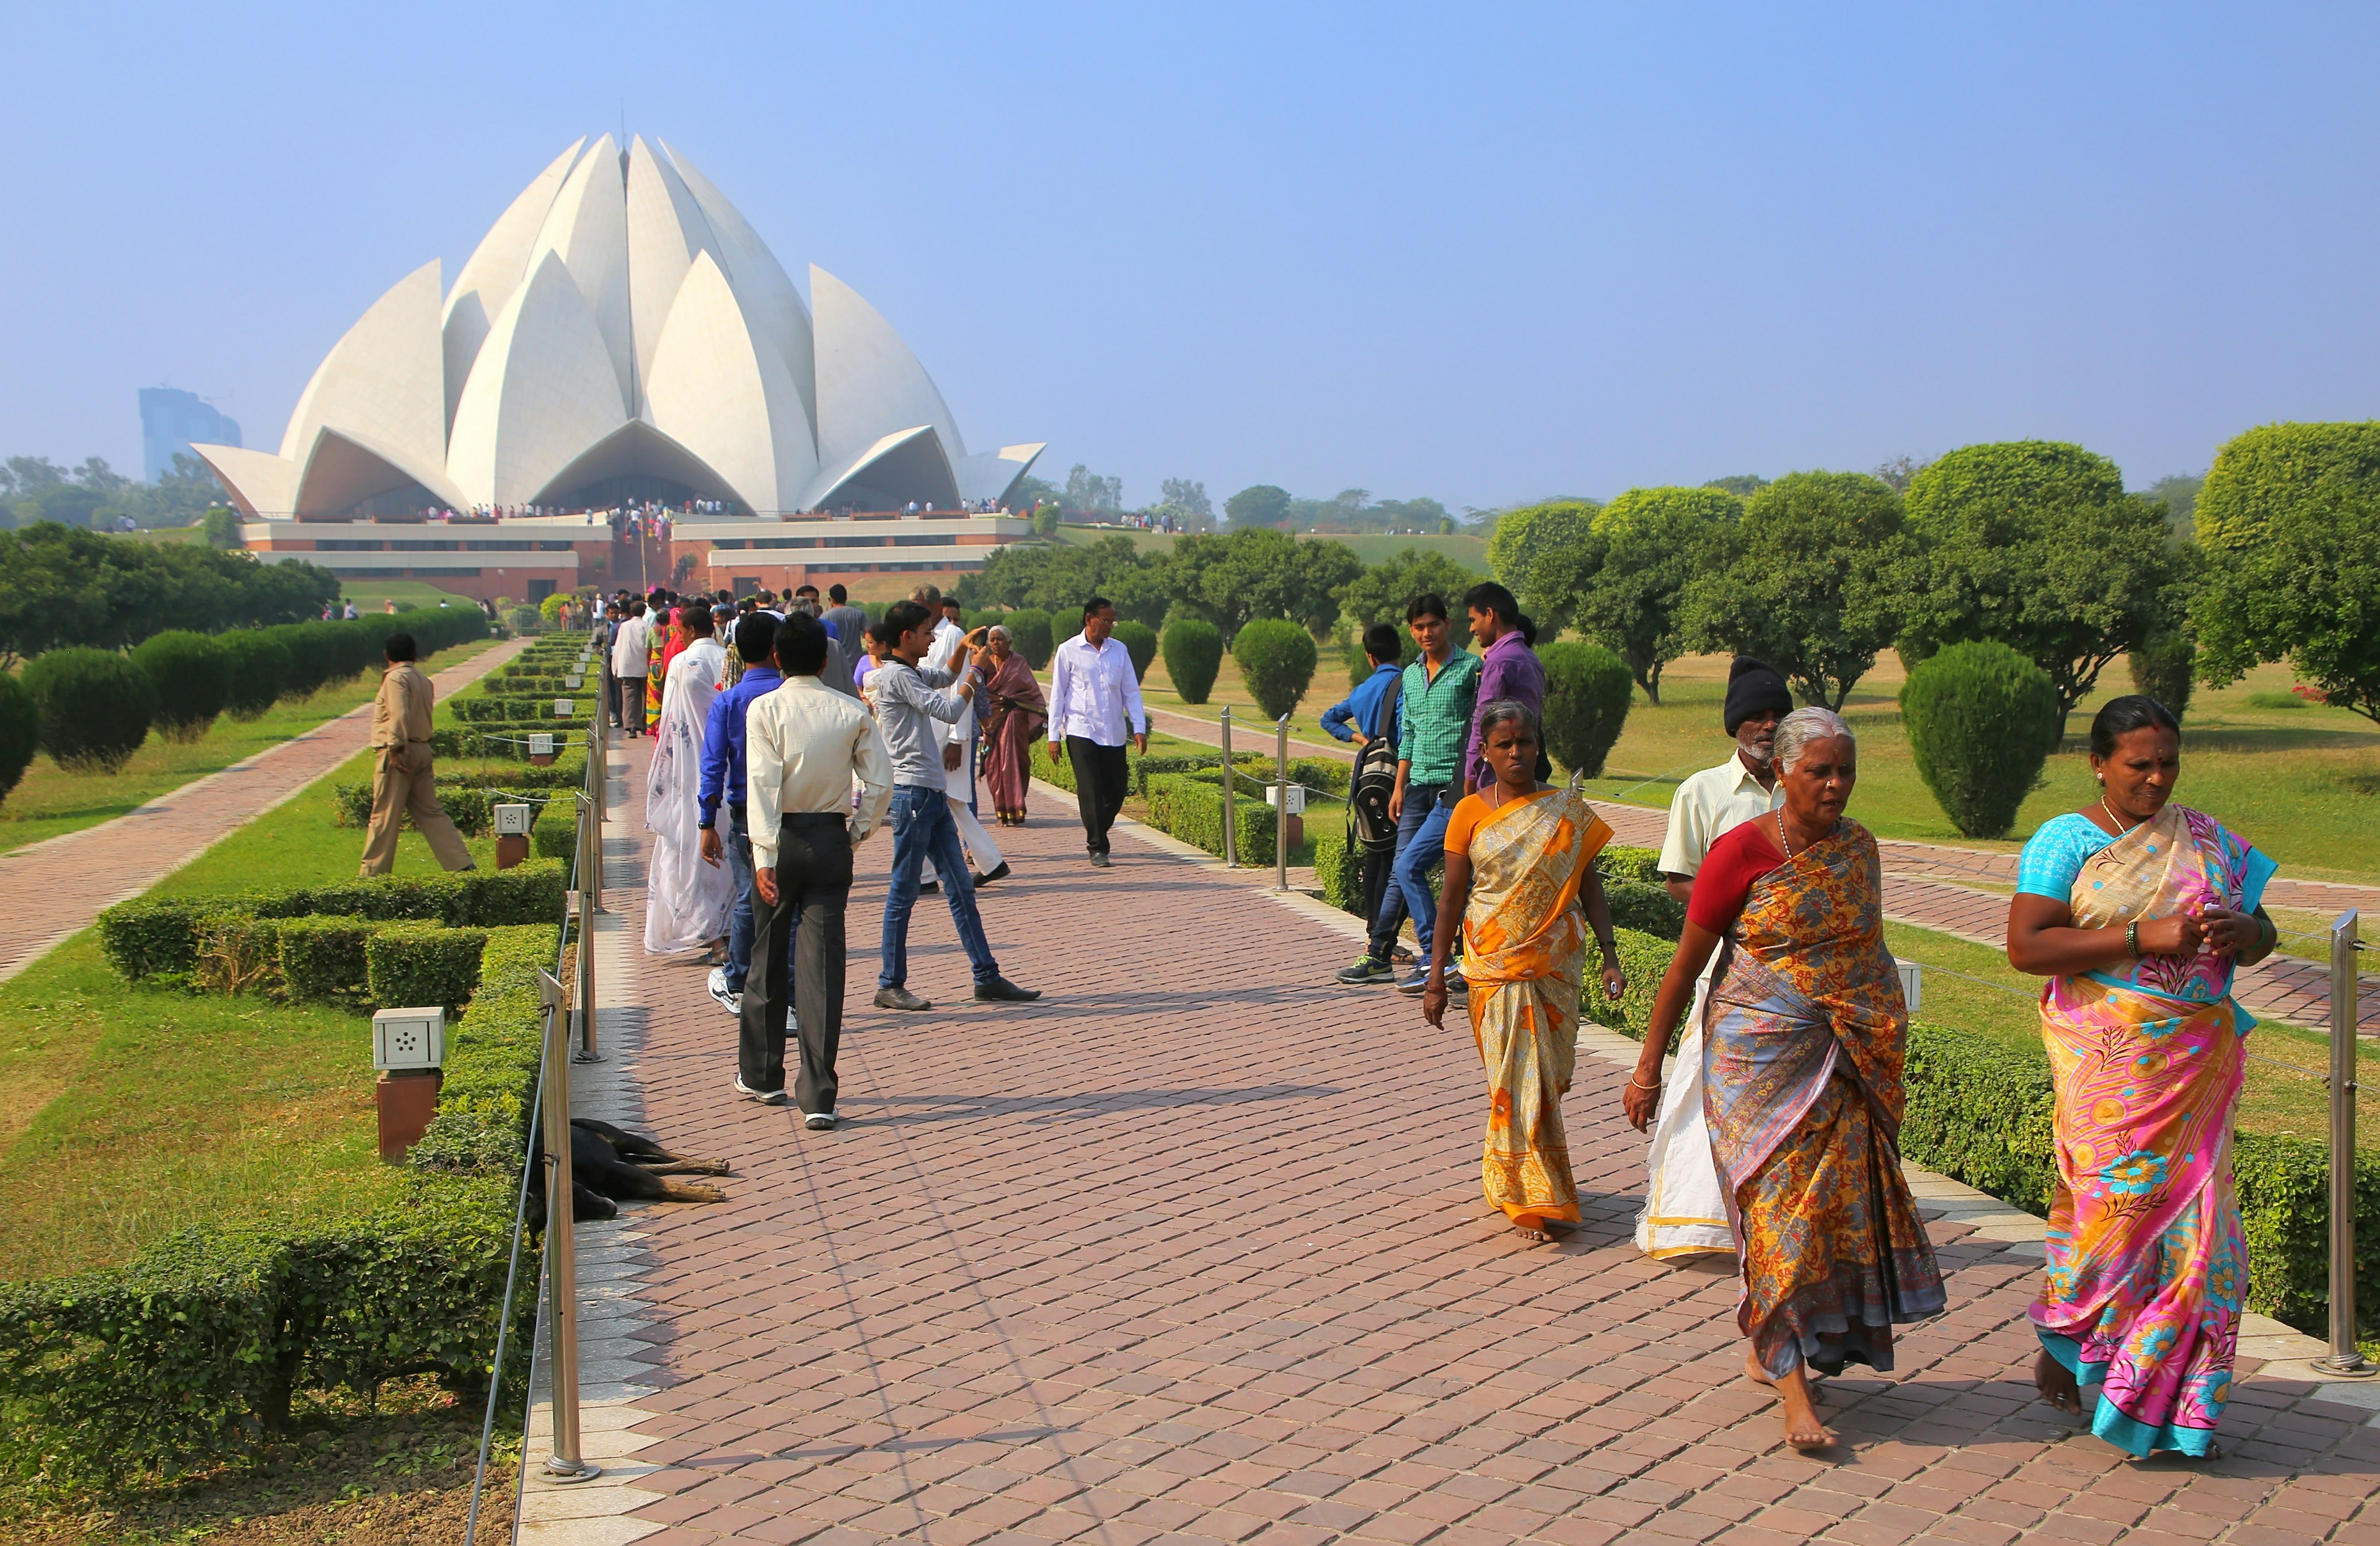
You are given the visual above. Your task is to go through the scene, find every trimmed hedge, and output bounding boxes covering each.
[1161,619,1223,704]
[1233,619,1318,722]
[1145,772,1279,861]
[1901,640,2062,839]
[0,924,552,1487]
[0,673,37,803]
[215,630,292,720]
[1541,641,1634,779]
[1005,608,1054,669]
[2127,628,2196,721]
[133,630,231,742]
[25,647,156,773]
[366,923,488,1012]
[1112,621,1158,681]
[97,862,565,984]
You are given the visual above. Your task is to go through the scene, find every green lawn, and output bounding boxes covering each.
[333,579,482,613]
[0,636,498,854]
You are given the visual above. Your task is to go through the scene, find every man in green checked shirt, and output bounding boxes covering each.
[1380,590,1480,995]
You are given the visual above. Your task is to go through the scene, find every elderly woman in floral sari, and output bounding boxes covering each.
[1623,707,1944,1451]
[976,626,1047,825]
[2007,694,2277,1460]
[1422,701,1628,1243]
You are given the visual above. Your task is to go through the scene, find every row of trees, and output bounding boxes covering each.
[0,521,342,661]
[1,454,226,532]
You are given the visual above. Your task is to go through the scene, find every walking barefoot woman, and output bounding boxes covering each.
[2006,695,2276,1459]
[1622,708,1944,1452]
[1422,701,1628,1242]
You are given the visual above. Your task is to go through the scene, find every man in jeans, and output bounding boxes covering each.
[1325,621,1409,984]
[698,612,782,1016]
[738,613,891,1128]
[1384,592,1480,996]
[870,601,1042,1011]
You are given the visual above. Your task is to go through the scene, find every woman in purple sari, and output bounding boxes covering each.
[977,625,1047,825]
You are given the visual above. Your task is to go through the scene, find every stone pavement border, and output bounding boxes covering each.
[0,635,529,985]
[517,744,2380,1546]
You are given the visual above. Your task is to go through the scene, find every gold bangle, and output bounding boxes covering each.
[1628,1074,1662,1092]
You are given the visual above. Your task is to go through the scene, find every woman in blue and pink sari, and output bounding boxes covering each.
[2008,694,2280,1459]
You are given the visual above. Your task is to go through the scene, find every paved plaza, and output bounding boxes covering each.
[516,736,2380,1546]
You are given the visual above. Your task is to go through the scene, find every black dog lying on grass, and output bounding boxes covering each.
[531,1118,730,1224]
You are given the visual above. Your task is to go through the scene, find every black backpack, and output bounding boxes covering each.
[1348,671,1403,853]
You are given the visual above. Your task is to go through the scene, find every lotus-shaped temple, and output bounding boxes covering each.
[199,135,1042,600]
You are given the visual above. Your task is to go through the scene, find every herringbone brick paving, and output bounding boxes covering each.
[0,635,527,984]
[574,736,2380,1545]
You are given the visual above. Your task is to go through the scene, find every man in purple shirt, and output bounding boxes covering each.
[1461,581,1548,790]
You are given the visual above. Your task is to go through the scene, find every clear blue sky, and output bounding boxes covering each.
[5,2,2374,511]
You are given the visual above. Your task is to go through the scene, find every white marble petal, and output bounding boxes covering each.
[293,425,470,517]
[276,260,448,484]
[443,138,584,435]
[624,136,721,407]
[645,252,818,512]
[958,442,1046,505]
[798,423,961,512]
[526,133,633,416]
[446,251,627,507]
[810,266,966,474]
[190,444,298,519]
[664,141,818,432]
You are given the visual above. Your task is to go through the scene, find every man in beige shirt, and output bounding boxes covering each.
[738,612,894,1128]
[359,633,475,877]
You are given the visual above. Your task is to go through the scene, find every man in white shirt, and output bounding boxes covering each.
[1044,597,1149,867]
[609,601,651,738]
[917,588,1007,883]
[738,612,894,1129]
[1634,655,1792,1258]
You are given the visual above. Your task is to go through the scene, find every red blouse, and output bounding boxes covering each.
[1685,816,1789,935]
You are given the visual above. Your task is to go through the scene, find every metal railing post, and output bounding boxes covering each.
[574,790,602,1063]
[2319,910,2371,1377]
[537,968,601,1481]
[1219,707,1237,867]
[1274,715,1290,893]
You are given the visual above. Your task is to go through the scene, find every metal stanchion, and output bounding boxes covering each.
[2319,909,2371,1377]
[574,790,602,1064]
[537,968,601,1481]
[1219,707,1237,867]
[1274,715,1290,893]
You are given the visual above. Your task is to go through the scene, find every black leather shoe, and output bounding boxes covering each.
[1087,852,1111,868]
[974,976,1042,1003]
[972,862,1011,886]
[873,986,932,1011]
[917,880,940,895]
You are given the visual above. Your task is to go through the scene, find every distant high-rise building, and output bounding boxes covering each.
[139,387,240,483]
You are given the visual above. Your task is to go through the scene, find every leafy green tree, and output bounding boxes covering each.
[1232,619,1318,720]
[1160,618,1223,703]
[2192,422,2380,725]
[1329,546,1479,679]
[1223,484,1292,530]
[201,506,243,547]
[1155,528,1362,642]
[1153,477,1214,531]
[2141,473,2203,539]
[1486,498,1598,619]
[1704,474,1770,497]
[1901,642,2062,839]
[1680,471,1912,709]
[1539,642,1634,777]
[954,535,1166,627]
[1900,440,2184,716]
[1111,621,1158,681]
[1062,464,1123,515]
[0,673,35,804]
[1530,488,1742,704]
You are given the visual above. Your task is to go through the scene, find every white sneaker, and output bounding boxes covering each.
[708,972,741,1016]
[734,1076,788,1106]
[804,1111,838,1131]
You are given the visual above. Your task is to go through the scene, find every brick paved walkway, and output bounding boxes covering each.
[0,636,527,984]
[518,735,2380,1546]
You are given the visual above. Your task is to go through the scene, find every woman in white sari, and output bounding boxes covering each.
[645,607,734,955]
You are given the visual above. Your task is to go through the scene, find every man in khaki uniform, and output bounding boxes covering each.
[359,632,476,876]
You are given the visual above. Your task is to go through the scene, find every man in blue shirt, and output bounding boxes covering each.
[1323,622,1412,984]
[698,612,783,1015]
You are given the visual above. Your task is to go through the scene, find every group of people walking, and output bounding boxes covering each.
[1314,587,2275,1459]
[622,584,1148,1131]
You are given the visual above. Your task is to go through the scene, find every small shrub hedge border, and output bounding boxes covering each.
[0,924,552,1488]
[185,911,491,1010]
[330,779,578,850]
[97,861,564,984]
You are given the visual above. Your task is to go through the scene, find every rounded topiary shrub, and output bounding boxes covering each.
[1540,641,1635,779]
[0,673,37,803]
[24,647,157,774]
[2127,628,2195,722]
[1233,619,1318,722]
[1163,619,1223,704]
[1004,608,1054,669]
[131,630,231,741]
[216,630,294,719]
[263,622,327,700]
[1111,621,1157,681]
[1900,640,2062,839]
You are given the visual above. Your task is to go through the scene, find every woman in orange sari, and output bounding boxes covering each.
[1423,700,1627,1242]
[1624,707,1944,1452]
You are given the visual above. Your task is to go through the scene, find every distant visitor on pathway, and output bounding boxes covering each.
[1460,581,1546,792]
[2004,694,2278,1459]
[917,583,1006,886]
[1422,701,1626,1243]
[358,633,475,877]
[645,606,731,957]
[1624,707,1944,1453]
[1634,654,1790,1260]
[610,600,650,738]
[697,611,783,1018]
[1044,597,1148,867]
[976,625,1046,826]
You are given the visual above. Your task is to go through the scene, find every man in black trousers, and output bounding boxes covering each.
[1043,597,1148,866]
[735,612,893,1129]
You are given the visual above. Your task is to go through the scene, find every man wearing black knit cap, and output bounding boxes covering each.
[1632,654,1793,1260]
